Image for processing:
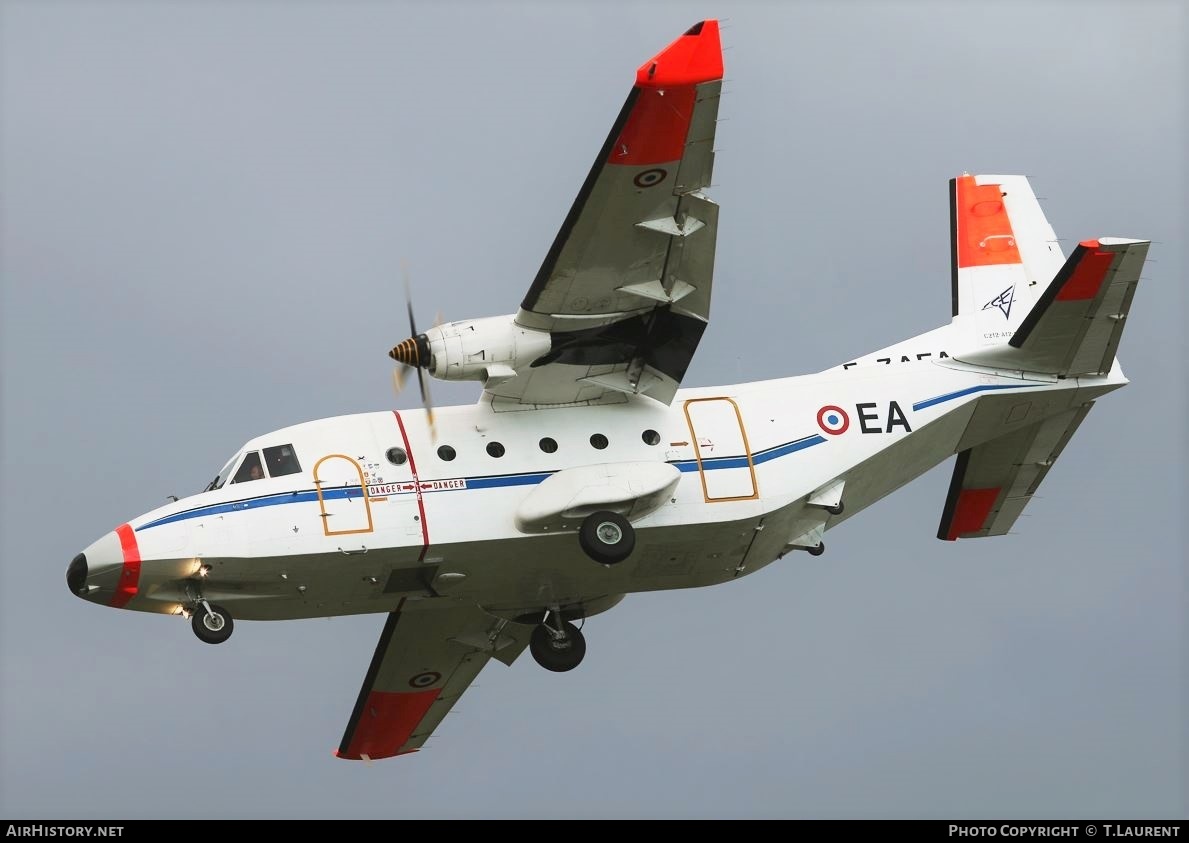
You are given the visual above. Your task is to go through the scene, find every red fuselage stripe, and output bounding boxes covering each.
[392,410,430,561]
[110,523,141,608]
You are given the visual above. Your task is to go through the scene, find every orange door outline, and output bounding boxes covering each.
[682,397,759,502]
[313,454,374,536]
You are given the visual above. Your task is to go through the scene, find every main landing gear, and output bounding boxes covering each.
[529,611,586,672]
[578,510,635,565]
[191,600,234,644]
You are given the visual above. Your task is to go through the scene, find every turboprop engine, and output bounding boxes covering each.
[389,314,551,388]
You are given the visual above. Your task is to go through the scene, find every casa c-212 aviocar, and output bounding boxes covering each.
[67,20,1148,761]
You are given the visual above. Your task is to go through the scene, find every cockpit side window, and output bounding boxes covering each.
[231,451,266,483]
[263,444,302,478]
[205,453,240,492]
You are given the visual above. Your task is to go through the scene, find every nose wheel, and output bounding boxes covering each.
[529,613,586,672]
[191,601,234,644]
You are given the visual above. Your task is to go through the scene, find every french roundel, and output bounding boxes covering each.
[817,405,850,435]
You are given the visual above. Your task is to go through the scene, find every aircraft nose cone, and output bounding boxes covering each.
[67,553,88,595]
[70,532,127,602]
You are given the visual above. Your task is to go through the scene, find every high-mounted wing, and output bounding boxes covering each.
[492,20,724,408]
[336,602,529,761]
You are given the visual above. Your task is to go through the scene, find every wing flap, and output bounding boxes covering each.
[938,404,1093,540]
[337,602,529,760]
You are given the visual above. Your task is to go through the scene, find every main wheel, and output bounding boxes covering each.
[192,603,234,644]
[578,510,635,565]
[529,620,586,672]
[826,502,844,516]
[808,542,825,557]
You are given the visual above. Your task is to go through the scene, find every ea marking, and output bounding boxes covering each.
[818,402,912,435]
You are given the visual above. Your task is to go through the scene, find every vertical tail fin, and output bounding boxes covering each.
[949,174,1066,344]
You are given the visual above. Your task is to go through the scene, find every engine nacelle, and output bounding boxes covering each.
[423,315,551,384]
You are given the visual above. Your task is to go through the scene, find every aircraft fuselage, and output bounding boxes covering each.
[71,339,1125,625]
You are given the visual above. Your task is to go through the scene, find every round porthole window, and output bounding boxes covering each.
[437,445,456,462]
[486,441,505,458]
[386,447,408,465]
[642,429,660,446]
[590,433,608,450]
[539,437,558,454]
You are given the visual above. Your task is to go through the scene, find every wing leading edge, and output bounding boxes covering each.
[490,21,724,409]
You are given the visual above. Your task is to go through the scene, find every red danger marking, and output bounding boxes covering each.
[392,411,430,560]
[368,479,465,496]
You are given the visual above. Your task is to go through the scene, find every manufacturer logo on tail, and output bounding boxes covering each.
[982,285,1015,320]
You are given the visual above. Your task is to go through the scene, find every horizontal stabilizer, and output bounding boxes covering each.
[938,404,1093,541]
[955,238,1149,376]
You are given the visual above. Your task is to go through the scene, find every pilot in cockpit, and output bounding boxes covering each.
[231,451,266,484]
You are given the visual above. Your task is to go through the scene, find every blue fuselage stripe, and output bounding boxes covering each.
[137,433,830,532]
[912,383,1040,412]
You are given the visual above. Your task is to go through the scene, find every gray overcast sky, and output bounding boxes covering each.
[1,0,1184,820]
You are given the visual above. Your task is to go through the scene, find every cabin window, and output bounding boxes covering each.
[231,451,266,483]
[539,437,558,454]
[263,444,302,477]
[642,429,660,446]
[590,433,608,450]
[486,441,505,458]
[437,445,457,462]
[386,447,408,466]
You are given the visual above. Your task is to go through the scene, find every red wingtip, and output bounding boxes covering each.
[635,19,723,88]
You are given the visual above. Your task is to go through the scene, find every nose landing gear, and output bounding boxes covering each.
[190,600,234,644]
[529,611,586,672]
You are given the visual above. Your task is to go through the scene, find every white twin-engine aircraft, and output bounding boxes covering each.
[69,20,1147,761]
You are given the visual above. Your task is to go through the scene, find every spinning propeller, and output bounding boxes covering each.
[388,267,438,440]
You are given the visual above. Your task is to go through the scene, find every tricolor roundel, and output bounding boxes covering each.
[817,405,850,435]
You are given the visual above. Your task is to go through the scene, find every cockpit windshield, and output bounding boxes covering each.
[203,443,302,492]
[204,453,241,493]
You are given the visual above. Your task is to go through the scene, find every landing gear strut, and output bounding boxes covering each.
[191,600,234,644]
[529,611,586,672]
